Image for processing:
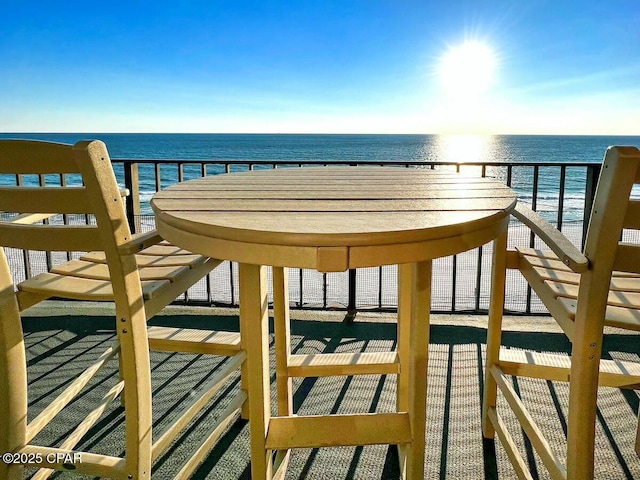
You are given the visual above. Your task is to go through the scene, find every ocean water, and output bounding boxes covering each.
[1,132,638,163]
[2,133,639,220]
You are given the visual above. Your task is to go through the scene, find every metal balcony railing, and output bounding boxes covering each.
[5,158,612,314]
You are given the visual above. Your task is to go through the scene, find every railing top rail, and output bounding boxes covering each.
[113,158,602,168]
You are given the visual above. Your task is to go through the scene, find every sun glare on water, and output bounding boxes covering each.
[437,134,492,163]
[439,41,496,98]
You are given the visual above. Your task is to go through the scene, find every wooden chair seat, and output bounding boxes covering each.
[54,259,192,282]
[81,242,206,267]
[18,244,218,302]
[517,247,640,331]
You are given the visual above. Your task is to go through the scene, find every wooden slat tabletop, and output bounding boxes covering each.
[152,167,516,248]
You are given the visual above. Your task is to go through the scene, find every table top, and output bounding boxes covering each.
[151,167,516,271]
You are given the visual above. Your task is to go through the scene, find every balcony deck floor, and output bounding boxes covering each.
[19,303,640,479]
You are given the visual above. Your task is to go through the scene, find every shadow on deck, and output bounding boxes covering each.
[21,307,640,479]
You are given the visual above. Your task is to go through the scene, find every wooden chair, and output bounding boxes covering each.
[0,140,245,479]
[482,145,640,479]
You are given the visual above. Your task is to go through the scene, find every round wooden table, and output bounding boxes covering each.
[151,166,516,479]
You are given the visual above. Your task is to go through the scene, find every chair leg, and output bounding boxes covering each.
[118,349,126,408]
[115,303,153,479]
[566,300,606,479]
[482,231,508,439]
[0,252,28,480]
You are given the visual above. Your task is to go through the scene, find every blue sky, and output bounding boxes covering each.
[1,0,639,134]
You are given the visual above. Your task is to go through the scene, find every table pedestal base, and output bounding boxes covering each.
[241,262,432,480]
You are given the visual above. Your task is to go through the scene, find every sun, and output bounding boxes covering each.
[439,41,496,98]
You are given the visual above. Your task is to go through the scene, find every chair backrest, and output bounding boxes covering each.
[0,138,145,328]
[0,140,152,478]
[577,146,640,318]
[0,139,131,254]
[584,146,640,270]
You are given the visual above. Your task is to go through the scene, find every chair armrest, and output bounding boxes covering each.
[119,230,164,254]
[513,203,589,273]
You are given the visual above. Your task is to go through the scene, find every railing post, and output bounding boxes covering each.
[582,164,601,249]
[474,246,483,312]
[526,165,540,313]
[299,269,304,307]
[123,162,141,234]
[347,268,357,316]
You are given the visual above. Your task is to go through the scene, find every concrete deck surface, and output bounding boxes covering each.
[17,301,640,479]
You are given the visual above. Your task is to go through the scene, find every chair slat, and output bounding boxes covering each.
[18,272,170,301]
[0,186,93,214]
[17,446,126,478]
[135,244,199,256]
[499,348,640,388]
[81,251,206,268]
[6,213,58,225]
[490,365,567,480]
[0,224,101,251]
[517,248,640,277]
[30,382,124,480]
[531,265,580,284]
[0,140,79,174]
[526,251,640,287]
[517,248,573,272]
[610,277,640,292]
[52,259,191,282]
[546,280,640,309]
[613,243,640,274]
[150,352,246,461]
[486,408,535,480]
[557,297,640,331]
[25,346,119,443]
[623,199,640,230]
[170,393,245,480]
[517,247,563,260]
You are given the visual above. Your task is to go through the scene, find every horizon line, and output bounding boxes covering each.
[2,132,640,137]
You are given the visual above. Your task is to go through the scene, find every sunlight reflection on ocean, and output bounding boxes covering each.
[433,134,494,163]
